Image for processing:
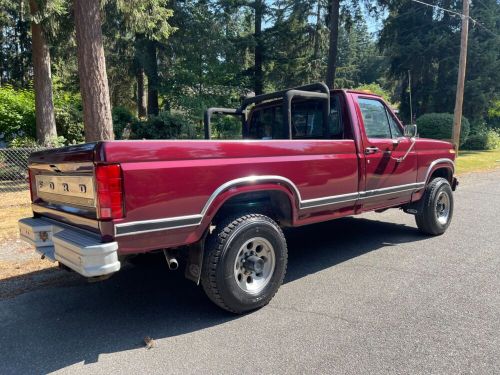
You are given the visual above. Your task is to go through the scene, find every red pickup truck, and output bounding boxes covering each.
[19,83,457,313]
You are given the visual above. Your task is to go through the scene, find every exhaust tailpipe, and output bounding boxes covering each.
[163,249,179,270]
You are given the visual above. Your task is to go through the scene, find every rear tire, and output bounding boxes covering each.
[415,177,454,235]
[201,214,287,314]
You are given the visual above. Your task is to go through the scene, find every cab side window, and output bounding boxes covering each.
[358,98,403,139]
[358,98,392,139]
[387,110,403,137]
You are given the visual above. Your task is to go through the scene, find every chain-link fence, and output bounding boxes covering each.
[0,148,42,194]
[0,148,47,241]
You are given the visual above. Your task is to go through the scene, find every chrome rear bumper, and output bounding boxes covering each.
[18,217,120,277]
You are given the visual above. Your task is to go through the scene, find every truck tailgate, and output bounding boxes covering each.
[28,143,100,231]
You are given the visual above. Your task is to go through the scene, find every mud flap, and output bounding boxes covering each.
[184,238,205,285]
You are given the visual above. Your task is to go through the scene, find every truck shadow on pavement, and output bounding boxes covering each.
[0,216,426,374]
[284,216,422,283]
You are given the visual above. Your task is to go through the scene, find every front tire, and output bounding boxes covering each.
[415,177,454,235]
[201,214,288,314]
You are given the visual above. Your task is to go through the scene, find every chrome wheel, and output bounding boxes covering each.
[435,191,450,225]
[233,237,276,294]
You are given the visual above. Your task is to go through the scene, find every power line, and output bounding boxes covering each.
[411,0,463,18]
[409,0,499,37]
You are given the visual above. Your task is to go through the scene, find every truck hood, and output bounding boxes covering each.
[415,138,455,152]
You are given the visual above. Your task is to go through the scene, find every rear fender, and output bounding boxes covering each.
[185,183,298,284]
[199,183,298,231]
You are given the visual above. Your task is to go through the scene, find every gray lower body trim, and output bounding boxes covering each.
[114,182,426,237]
[359,182,425,199]
[114,215,203,237]
[299,182,425,210]
[300,192,359,209]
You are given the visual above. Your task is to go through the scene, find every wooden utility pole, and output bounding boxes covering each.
[452,0,470,153]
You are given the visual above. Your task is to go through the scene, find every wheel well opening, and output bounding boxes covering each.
[429,167,452,183]
[213,190,293,227]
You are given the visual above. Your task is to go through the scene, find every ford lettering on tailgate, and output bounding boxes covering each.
[36,175,95,207]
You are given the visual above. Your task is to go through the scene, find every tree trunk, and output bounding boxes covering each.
[74,0,114,142]
[18,0,31,87]
[313,0,321,61]
[325,0,340,89]
[254,0,264,95]
[134,34,147,117]
[136,67,147,117]
[29,0,57,146]
[144,39,159,116]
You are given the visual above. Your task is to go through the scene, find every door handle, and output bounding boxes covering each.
[365,146,379,154]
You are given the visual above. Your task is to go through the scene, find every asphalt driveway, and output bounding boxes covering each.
[0,169,499,374]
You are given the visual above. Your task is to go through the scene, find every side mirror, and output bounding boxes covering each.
[404,124,417,138]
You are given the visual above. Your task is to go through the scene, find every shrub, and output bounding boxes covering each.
[54,94,84,144]
[54,108,84,145]
[463,129,500,150]
[8,135,67,148]
[0,85,36,142]
[487,99,500,130]
[0,85,84,145]
[112,106,137,140]
[212,115,242,139]
[416,113,470,146]
[7,136,39,148]
[131,111,195,140]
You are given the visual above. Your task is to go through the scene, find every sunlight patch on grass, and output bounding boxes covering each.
[456,148,500,175]
[0,190,31,241]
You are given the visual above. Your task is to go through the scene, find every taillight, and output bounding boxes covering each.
[95,164,124,219]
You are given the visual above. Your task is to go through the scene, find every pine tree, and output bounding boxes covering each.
[326,0,340,88]
[74,0,114,141]
[29,0,57,146]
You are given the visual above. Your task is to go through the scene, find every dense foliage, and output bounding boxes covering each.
[0,85,83,145]
[0,0,498,149]
[463,129,500,150]
[379,0,499,126]
[416,113,470,146]
[131,111,196,140]
[0,85,36,142]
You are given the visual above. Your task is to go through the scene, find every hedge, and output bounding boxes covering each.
[462,129,500,150]
[416,113,470,146]
[0,85,84,145]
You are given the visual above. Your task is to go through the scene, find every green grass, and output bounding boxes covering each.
[0,190,31,242]
[456,148,500,174]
